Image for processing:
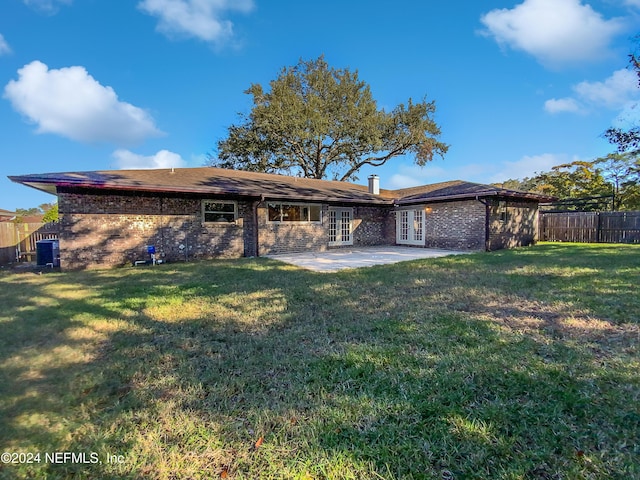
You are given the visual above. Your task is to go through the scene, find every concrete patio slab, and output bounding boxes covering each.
[266,246,471,272]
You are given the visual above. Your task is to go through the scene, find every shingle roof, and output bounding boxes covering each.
[9,167,393,205]
[8,167,552,204]
[394,180,554,204]
[0,208,16,217]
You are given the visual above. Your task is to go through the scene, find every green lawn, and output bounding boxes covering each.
[0,243,638,479]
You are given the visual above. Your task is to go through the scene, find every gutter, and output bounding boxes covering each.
[395,190,552,206]
[254,195,264,257]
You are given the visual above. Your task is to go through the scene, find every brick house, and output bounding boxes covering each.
[9,167,551,269]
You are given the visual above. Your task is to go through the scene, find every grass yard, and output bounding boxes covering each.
[0,242,639,479]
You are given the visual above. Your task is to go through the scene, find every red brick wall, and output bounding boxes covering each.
[257,204,328,255]
[422,200,486,250]
[488,198,538,250]
[352,206,395,246]
[58,189,248,269]
[57,192,395,266]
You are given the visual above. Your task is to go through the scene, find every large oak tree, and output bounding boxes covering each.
[211,56,448,181]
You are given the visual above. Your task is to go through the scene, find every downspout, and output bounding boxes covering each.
[159,196,165,262]
[476,196,491,251]
[253,195,264,257]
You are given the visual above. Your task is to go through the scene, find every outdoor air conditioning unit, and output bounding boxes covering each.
[36,239,60,267]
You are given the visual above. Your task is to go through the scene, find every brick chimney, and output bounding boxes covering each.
[368,175,380,195]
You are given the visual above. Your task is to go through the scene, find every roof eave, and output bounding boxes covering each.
[8,176,58,196]
[9,177,392,205]
[12,173,551,205]
[395,190,553,205]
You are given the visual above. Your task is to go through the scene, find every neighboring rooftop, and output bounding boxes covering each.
[8,167,553,205]
[0,208,16,221]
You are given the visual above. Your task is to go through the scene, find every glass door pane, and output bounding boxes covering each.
[329,210,337,243]
[413,209,423,242]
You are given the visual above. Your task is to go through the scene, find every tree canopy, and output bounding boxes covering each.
[594,153,640,210]
[12,202,58,223]
[211,56,448,182]
[496,155,640,211]
[42,203,59,223]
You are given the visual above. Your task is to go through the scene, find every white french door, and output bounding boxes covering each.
[328,208,353,246]
[396,208,425,246]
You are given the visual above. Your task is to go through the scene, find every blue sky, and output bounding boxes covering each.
[1,0,639,210]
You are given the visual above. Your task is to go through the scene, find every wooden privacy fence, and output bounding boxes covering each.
[540,211,640,244]
[0,222,59,265]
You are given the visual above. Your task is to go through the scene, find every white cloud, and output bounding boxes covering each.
[490,153,576,182]
[138,0,254,45]
[388,163,493,189]
[388,165,447,189]
[544,97,586,114]
[0,34,11,56]
[23,0,72,14]
[113,149,186,169]
[545,68,639,115]
[624,0,640,7]
[480,0,625,67]
[3,61,162,145]
[573,68,639,108]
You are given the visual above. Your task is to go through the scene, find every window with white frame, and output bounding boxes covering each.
[202,200,237,223]
[267,203,322,223]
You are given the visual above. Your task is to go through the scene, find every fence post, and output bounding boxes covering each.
[596,212,602,243]
[539,212,546,241]
[16,229,21,261]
